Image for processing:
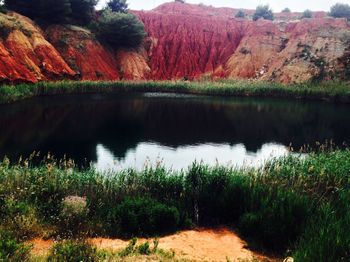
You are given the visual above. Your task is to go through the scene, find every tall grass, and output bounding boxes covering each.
[0,150,350,260]
[0,80,349,104]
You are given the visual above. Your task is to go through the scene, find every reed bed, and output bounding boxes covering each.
[0,80,349,104]
[0,150,349,260]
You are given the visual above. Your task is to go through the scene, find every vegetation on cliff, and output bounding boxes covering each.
[3,0,146,50]
[253,5,274,21]
[95,9,146,49]
[0,149,349,261]
[330,3,350,20]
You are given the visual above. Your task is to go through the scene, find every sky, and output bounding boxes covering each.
[97,0,349,12]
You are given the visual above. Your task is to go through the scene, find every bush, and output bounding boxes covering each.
[253,5,274,21]
[70,0,97,25]
[4,0,72,23]
[106,197,180,236]
[282,8,291,13]
[301,9,313,19]
[58,196,88,237]
[95,9,146,49]
[4,0,97,25]
[48,240,98,262]
[238,187,312,252]
[0,229,32,262]
[1,198,42,240]
[107,0,128,13]
[329,3,350,20]
[235,10,246,18]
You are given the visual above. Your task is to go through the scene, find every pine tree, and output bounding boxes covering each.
[107,0,128,13]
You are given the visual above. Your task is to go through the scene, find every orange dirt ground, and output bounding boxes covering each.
[29,227,279,261]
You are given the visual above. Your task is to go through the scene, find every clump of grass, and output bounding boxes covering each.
[0,228,32,261]
[0,80,350,104]
[47,240,98,262]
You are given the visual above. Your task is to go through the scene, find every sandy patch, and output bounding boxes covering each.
[28,227,277,261]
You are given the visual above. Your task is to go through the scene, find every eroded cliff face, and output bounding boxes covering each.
[137,2,350,83]
[0,12,75,83]
[0,2,349,84]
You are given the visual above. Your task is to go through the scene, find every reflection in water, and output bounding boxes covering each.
[0,92,349,170]
[94,143,290,172]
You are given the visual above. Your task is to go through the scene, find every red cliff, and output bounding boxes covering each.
[0,2,349,84]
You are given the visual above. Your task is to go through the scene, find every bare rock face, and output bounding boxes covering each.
[137,2,350,83]
[0,12,75,83]
[0,2,349,84]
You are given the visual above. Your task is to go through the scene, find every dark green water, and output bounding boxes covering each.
[0,93,349,171]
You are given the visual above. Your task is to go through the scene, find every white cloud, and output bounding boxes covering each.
[97,0,348,12]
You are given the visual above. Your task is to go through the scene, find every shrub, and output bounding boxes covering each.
[238,187,313,252]
[106,197,180,236]
[329,3,350,20]
[58,196,88,237]
[235,10,246,18]
[4,0,72,23]
[253,5,274,21]
[107,0,128,13]
[301,9,313,19]
[48,240,98,262]
[1,198,42,240]
[70,0,97,25]
[282,8,291,13]
[95,9,146,49]
[0,229,32,261]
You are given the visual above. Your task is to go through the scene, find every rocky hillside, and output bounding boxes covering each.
[0,2,349,84]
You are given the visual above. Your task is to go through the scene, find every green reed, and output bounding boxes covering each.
[0,150,350,260]
[0,80,349,104]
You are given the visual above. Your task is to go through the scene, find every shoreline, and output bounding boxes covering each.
[0,80,349,104]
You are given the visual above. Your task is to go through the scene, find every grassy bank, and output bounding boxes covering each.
[0,80,349,104]
[0,150,350,261]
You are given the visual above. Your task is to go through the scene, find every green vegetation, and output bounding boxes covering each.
[0,229,32,261]
[0,80,350,105]
[47,240,98,262]
[253,5,274,21]
[235,10,246,18]
[329,3,350,20]
[4,0,97,25]
[95,9,146,49]
[0,149,350,261]
[301,9,313,19]
[281,8,291,13]
[107,0,128,13]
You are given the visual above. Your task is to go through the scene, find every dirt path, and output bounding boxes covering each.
[29,227,277,261]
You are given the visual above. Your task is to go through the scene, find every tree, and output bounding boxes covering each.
[4,0,71,23]
[107,0,128,13]
[301,9,313,19]
[5,0,39,18]
[175,0,185,3]
[70,0,97,25]
[235,10,246,18]
[282,8,291,13]
[253,5,274,21]
[329,3,350,20]
[96,9,146,49]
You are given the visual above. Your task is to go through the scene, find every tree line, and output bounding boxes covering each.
[2,0,145,49]
[235,2,350,21]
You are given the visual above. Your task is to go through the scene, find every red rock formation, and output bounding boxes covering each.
[0,13,75,83]
[135,2,350,83]
[0,2,348,84]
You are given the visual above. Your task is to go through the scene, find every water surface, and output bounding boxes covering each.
[0,93,349,171]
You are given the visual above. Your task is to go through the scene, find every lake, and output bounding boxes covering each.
[0,92,349,171]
